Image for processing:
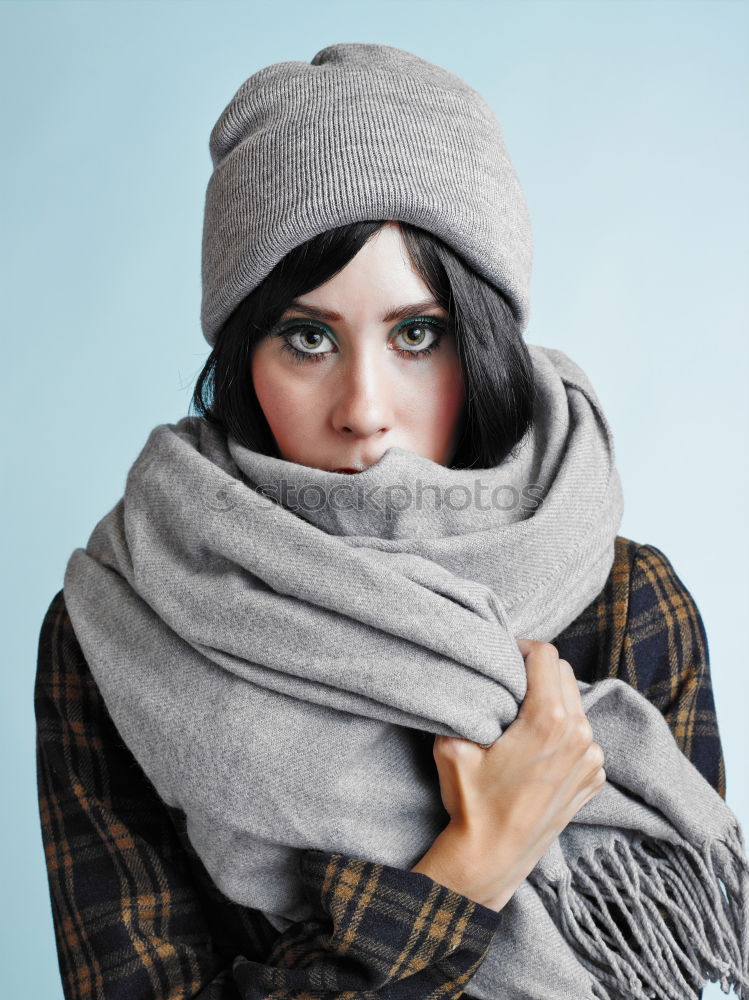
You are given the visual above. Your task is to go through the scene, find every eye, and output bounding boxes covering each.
[271,316,448,365]
[391,318,445,360]
[275,323,336,364]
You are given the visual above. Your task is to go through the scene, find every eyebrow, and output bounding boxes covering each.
[284,298,445,323]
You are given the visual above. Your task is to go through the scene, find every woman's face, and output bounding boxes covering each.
[251,222,466,473]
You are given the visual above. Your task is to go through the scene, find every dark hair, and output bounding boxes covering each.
[190,221,535,469]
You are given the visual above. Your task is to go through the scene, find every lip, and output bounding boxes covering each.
[330,452,388,473]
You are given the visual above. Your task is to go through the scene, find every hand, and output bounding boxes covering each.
[410,639,606,911]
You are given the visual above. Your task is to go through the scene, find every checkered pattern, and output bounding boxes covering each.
[35,535,725,998]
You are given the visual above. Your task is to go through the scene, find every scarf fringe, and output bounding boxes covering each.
[532,826,749,999]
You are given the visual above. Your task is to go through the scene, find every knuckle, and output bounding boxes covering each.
[537,702,567,737]
[524,639,559,664]
[434,735,477,763]
[523,638,546,651]
[586,765,606,791]
[547,702,568,725]
[536,641,559,661]
[572,716,594,746]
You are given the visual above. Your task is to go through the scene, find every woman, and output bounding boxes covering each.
[36,42,743,1000]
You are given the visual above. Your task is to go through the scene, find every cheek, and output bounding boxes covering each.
[399,357,465,454]
[251,349,321,438]
[251,348,292,429]
[427,357,465,427]
[443,363,466,413]
[250,349,274,415]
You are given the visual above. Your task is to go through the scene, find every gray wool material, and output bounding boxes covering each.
[200,42,533,345]
[63,343,749,999]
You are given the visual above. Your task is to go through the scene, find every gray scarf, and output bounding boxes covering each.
[63,343,748,999]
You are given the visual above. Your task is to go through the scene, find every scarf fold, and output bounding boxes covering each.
[63,343,748,999]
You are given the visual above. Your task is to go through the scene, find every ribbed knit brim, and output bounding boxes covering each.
[200,42,533,346]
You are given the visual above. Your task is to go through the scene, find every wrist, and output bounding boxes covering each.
[410,822,518,912]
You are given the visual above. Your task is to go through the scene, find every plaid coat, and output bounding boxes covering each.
[35,535,726,1000]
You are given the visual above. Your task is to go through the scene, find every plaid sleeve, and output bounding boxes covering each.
[34,588,246,999]
[618,542,727,799]
[232,849,501,999]
[35,588,501,1000]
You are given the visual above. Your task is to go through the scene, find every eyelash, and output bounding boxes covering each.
[273,318,446,365]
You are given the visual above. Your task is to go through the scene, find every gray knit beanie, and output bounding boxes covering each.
[200,42,533,347]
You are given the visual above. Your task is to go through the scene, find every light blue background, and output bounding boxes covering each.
[2,1,747,996]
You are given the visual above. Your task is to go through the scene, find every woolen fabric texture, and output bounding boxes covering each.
[63,343,749,1000]
[200,42,533,345]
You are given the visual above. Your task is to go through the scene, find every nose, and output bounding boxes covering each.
[329,351,394,440]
